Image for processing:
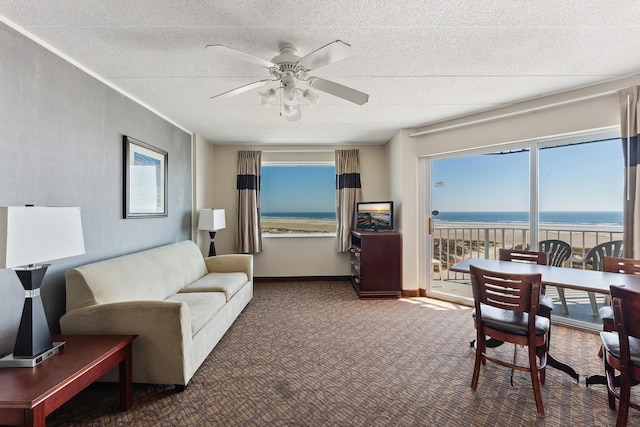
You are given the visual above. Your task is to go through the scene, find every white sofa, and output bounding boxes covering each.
[59,240,253,388]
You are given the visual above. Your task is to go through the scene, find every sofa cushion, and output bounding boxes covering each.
[180,272,248,301]
[167,292,226,335]
[65,241,209,311]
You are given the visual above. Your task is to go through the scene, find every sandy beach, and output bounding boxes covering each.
[262,218,336,234]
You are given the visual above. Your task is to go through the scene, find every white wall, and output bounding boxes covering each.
[207,144,390,277]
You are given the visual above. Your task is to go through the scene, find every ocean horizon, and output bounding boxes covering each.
[261,211,623,226]
[434,211,622,226]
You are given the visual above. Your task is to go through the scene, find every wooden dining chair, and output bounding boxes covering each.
[498,249,554,321]
[470,265,549,416]
[598,257,640,358]
[600,284,640,426]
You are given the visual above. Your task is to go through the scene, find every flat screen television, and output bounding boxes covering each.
[355,201,394,231]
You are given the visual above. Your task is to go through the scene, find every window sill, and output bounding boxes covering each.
[262,233,337,238]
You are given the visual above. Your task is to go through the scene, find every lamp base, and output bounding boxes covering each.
[0,341,65,368]
[208,231,217,256]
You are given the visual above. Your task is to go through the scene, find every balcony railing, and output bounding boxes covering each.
[431,223,623,328]
[433,223,623,281]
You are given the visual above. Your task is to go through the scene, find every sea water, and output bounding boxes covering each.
[433,211,622,226]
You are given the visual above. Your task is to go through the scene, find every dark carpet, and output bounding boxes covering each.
[44,281,638,426]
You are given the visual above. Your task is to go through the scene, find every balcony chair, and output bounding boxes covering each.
[432,258,444,286]
[469,264,549,416]
[569,240,624,316]
[600,284,640,426]
[539,239,573,314]
[598,257,640,358]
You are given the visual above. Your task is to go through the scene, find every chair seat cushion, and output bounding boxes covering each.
[473,305,549,336]
[599,305,613,322]
[600,331,640,367]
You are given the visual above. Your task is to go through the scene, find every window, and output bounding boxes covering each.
[261,164,336,235]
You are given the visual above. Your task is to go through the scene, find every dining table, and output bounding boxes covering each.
[449,258,640,385]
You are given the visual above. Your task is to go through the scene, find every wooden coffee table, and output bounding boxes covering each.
[0,334,136,427]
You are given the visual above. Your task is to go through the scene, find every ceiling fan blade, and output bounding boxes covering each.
[206,44,276,68]
[308,77,369,105]
[210,80,274,100]
[297,40,352,71]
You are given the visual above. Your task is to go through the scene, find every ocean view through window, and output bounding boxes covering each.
[261,164,336,234]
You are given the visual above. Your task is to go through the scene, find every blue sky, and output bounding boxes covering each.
[261,165,335,213]
[432,139,624,212]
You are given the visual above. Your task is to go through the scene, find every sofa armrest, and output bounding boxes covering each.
[204,254,253,280]
[59,300,193,385]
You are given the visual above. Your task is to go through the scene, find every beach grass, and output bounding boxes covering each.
[261,218,336,234]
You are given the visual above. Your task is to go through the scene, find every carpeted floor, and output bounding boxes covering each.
[44,281,639,426]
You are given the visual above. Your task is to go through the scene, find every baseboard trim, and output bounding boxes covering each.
[402,289,420,298]
[254,276,352,282]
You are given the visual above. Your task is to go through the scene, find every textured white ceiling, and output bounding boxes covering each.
[2,1,640,145]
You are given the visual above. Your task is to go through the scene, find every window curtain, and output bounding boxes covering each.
[335,149,363,252]
[619,86,640,259]
[236,150,262,254]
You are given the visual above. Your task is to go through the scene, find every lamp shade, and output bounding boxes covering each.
[198,209,226,232]
[0,206,86,269]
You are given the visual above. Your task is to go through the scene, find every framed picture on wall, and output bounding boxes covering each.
[123,135,168,218]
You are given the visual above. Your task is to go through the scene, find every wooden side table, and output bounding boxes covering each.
[0,334,136,427]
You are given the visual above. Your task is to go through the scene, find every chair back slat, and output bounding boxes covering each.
[471,265,540,315]
[539,240,572,267]
[603,256,640,276]
[499,249,548,265]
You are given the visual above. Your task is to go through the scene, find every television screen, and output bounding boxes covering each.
[355,201,394,231]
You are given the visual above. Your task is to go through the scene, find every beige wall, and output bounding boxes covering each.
[206,144,390,277]
[387,130,419,292]
[411,75,640,157]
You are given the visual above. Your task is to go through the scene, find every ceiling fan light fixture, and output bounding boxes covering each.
[259,88,277,106]
[281,104,299,118]
[283,86,298,105]
[303,89,319,105]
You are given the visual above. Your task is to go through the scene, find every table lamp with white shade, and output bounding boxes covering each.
[198,209,225,256]
[0,206,85,367]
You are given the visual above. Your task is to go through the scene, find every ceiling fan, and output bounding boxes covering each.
[206,40,369,122]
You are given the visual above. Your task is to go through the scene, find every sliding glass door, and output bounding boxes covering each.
[428,146,531,300]
[424,131,623,327]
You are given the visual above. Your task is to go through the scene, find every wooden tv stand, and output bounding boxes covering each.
[350,230,402,298]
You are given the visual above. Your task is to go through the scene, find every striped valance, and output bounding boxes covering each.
[237,174,260,190]
[336,172,362,190]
